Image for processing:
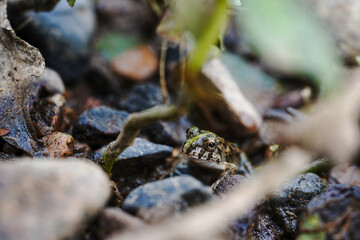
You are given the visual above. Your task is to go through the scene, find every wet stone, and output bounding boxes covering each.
[118,83,163,113]
[0,158,110,240]
[14,0,96,82]
[73,106,128,147]
[123,176,213,223]
[42,132,74,158]
[270,173,326,234]
[299,184,360,240]
[96,208,146,239]
[110,45,158,82]
[90,137,173,178]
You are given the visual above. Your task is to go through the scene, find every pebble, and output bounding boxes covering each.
[0,158,110,240]
[110,45,158,82]
[299,184,360,239]
[270,173,326,234]
[213,174,248,198]
[42,132,74,158]
[90,137,173,178]
[123,176,213,223]
[15,0,96,82]
[96,208,146,239]
[118,83,163,113]
[73,106,128,147]
[248,213,285,240]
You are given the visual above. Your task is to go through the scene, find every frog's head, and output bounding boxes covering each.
[181,126,226,164]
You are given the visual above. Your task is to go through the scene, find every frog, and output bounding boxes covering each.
[181,126,253,189]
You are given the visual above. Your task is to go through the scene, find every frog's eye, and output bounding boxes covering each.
[208,141,215,148]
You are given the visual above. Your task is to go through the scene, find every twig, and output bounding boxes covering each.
[106,147,311,240]
[159,38,170,104]
[102,97,190,175]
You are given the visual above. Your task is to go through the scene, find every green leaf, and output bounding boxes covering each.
[237,0,343,94]
[67,0,76,7]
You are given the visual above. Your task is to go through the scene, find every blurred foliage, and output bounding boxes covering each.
[96,33,141,60]
[67,0,76,7]
[221,52,277,89]
[157,0,229,72]
[237,0,342,95]
[297,214,325,240]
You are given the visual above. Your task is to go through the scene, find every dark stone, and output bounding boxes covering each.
[13,0,96,82]
[123,176,212,222]
[142,117,191,147]
[73,106,128,147]
[213,174,249,198]
[300,184,360,240]
[118,83,163,113]
[90,137,173,178]
[270,173,326,234]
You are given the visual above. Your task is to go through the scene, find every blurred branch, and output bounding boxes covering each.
[106,147,311,240]
[159,38,170,104]
[102,97,191,175]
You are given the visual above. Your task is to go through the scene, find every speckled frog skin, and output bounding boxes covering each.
[181,126,253,177]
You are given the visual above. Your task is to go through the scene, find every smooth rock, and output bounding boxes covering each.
[96,208,146,239]
[119,83,163,113]
[142,117,191,146]
[42,132,74,158]
[73,106,128,147]
[90,137,173,177]
[14,0,96,81]
[0,158,110,240]
[299,184,360,240]
[302,0,360,62]
[270,173,326,234]
[110,45,158,82]
[123,176,212,222]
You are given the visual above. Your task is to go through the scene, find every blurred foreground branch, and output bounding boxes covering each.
[107,147,311,240]
[102,97,190,175]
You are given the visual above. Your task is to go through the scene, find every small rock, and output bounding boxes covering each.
[123,176,213,222]
[142,117,191,146]
[73,106,128,147]
[329,164,360,186]
[119,83,163,113]
[270,173,326,234]
[38,68,65,95]
[0,158,110,240]
[302,0,360,62]
[96,208,146,239]
[299,184,360,240]
[90,137,173,178]
[213,174,248,198]
[42,132,74,158]
[14,0,96,81]
[73,142,91,158]
[110,45,158,82]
